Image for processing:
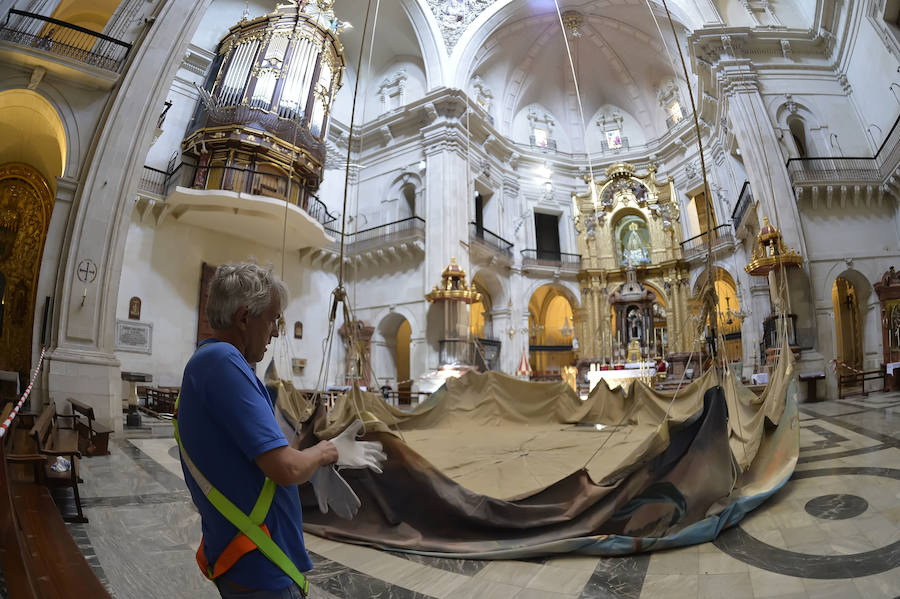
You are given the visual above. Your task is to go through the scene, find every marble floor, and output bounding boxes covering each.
[12,392,900,599]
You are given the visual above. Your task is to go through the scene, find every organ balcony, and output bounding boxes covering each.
[140,0,346,250]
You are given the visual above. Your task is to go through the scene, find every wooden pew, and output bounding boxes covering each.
[69,397,112,457]
[29,401,87,523]
[1,406,111,598]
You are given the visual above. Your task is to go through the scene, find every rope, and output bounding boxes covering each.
[0,347,47,439]
[551,0,596,186]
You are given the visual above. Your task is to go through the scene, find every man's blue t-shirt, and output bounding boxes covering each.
[178,339,313,590]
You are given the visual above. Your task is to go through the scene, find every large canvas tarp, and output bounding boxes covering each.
[276,354,799,558]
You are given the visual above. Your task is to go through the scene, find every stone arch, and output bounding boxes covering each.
[372,307,416,396]
[373,305,419,340]
[0,88,68,187]
[381,170,423,223]
[523,279,581,311]
[398,0,446,89]
[773,96,828,159]
[830,268,876,371]
[471,267,508,309]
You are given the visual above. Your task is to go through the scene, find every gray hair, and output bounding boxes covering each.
[206,262,289,329]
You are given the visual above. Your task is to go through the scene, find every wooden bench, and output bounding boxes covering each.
[838,368,884,399]
[143,386,179,416]
[29,401,87,523]
[1,408,111,597]
[69,398,112,457]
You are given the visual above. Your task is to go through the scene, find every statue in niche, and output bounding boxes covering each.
[623,222,649,265]
[627,307,642,341]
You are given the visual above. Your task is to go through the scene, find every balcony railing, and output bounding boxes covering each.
[138,162,337,228]
[731,181,752,231]
[521,249,581,270]
[469,222,513,257]
[330,216,426,254]
[1,9,132,73]
[786,157,882,185]
[680,224,735,259]
[786,112,900,188]
[138,166,168,197]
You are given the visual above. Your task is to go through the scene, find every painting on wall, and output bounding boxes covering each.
[294,321,303,339]
[128,296,141,320]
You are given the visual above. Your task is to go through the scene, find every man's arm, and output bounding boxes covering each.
[255,440,338,487]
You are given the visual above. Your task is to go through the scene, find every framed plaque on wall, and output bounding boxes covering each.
[115,320,153,354]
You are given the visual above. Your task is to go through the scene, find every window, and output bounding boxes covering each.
[788,117,808,158]
[534,212,561,261]
[533,127,549,148]
[606,130,623,150]
[669,101,683,124]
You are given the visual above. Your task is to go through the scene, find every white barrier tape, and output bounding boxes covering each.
[0,347,46,439]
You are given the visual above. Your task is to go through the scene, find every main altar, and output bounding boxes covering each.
[572,162,691,382]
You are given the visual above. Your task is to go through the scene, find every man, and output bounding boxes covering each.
[176,262,339,598]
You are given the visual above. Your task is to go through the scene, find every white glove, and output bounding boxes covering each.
[331,420,387,473]
[309,466,360,519]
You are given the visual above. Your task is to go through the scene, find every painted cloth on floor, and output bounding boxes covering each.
[273,349,798,558]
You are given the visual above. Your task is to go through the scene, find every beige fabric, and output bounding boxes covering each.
[277,365,789,500]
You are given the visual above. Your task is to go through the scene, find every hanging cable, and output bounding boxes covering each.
[551,1,597,188]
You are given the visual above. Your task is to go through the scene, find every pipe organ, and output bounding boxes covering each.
[182,0,345,205]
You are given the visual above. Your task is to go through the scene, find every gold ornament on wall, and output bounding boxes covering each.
[0,163,54,376]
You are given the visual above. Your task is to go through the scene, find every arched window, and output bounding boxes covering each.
[787,117,808,158]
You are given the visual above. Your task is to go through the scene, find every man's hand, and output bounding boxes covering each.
[312,440,339,467]
[331,420,387,473]
[255,440,337,486]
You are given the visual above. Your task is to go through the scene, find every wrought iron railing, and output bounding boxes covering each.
[347,216,425,251]
[0,9,132,73]
[786,112,900,187]
[731,181,752,230]
[137,162,337,228]
[328,217,426,253]
[469,222,513,257]
[521,249,581,269]
[680,224,735,259]
[138,166,168,197]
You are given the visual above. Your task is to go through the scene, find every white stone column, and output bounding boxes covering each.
[747,281,771,372]
[48,0,213,434]
[720,65,806,255]
[863,296,882,372]
[490,307,513,373]
[409,335,428,389]
[815,304,838,399]
[500,173,519,244]
[421,95,471,283]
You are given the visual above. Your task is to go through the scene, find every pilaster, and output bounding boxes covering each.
[50,0,214,433]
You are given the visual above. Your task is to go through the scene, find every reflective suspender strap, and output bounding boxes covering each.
[174,396,310,596]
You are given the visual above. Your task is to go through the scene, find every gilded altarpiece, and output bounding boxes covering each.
[572,162,691,359]
[0,164,54,376]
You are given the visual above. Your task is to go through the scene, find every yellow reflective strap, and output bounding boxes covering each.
[173,393,308,594]
[249,478,276,525]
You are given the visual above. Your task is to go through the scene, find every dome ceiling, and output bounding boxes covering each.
[324,0,696,146]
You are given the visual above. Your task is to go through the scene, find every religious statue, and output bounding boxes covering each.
[623,222,649,264]
[627,307,642,341]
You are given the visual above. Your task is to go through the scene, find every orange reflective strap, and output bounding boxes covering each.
[196,524,272,580]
